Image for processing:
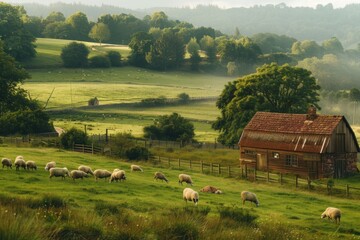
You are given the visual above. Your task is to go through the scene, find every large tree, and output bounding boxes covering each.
[66,11,90,41]
[128,32,154,67]
[213,63,321,145]
[88,23,111,45]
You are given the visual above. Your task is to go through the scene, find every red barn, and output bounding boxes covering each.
[239,107,359,179]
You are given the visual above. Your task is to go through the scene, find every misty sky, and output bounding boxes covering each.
[4,0,360,9]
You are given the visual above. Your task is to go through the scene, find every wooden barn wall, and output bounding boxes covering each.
[325,120,358,153]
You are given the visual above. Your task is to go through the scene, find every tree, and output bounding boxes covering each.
[187,38,201,70]
[291,40,324,59]
[107,51,122,67]
[44,11,65,23]
[89,23,110,45]
[213,63,321,145]
[227,62,237,76]
[322,37,344,55]
[0,2,36,61]
[60,128,88,149]
[200,35,217,63]
[144,113,195,142]
[149,11,172,29]
[66,11,90,41]
[128,32,154,67]
[60,42,89,68]
[42,22,73,39]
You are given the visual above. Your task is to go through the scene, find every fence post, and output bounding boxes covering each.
[201,161,204,173]
[346,184,349,197]
[82,144,85,153]
[218,164,221,175]
[295,175,299,188]
[245,164,248,179]
[267,170,270,182]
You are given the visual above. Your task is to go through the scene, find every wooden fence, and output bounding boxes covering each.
[73,143,103,154]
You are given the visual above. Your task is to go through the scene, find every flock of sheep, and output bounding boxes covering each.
[1,156,342,224]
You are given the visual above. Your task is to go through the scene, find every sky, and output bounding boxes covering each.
[4,0,360,9]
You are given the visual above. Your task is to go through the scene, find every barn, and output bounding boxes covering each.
[239,106,359,179]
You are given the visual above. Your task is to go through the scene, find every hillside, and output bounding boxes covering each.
[0,146,359,239]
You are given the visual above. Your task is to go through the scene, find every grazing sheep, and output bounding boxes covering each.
[321,207,341,224]
[45,161,56,171]
[109,170,126,183]
[154,172,168,183]
[113,168,120,173]
[131,164,143,172]
[70,170,88,181]
[49,167,70,179]
[1,158,12,169]
[78,165,94,175]
[178,174,193,186]
[200,185,222,194]
[26,161,37,170]
[93,169,112,181]
[14,157,26,171]
[183,188,199,205]
[241,191,259,207]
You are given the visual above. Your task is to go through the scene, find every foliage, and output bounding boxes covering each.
[139,96,167,107]
[60,42,89,68]
[199,35,217,63]
[65,11,90,41]
[218,207,258,224]
[322,37,344,55]
[213,63,320,145]
[0,2,36,61]
[106,51,122,67]
[177,93,190,103]
[128,32,154,67]
[88,23,110,44]
[108,132,136,158]
[60,127,88,149]
[88,55,111,68]
[125,146,150,160]
[291,40,323,59]
[144,113,195,142]
[251,33,297,54]
[227,61,237,76]
[42,22,73,40]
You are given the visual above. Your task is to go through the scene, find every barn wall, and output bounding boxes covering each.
[325,120,358,153]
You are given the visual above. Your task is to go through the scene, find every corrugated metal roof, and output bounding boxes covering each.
[239,112,344,153]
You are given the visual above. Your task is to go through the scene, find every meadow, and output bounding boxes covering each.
[1,145,360,239]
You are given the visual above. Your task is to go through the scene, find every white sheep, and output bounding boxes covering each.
[49,167,70,179]
[109,170,126,183]
[70,170,88,181]
[321,207,341,224]
[200,185,222,194]
[93,169,112,181]
[45,161,56,171]
[154,172,168,183]
[131,164,143,172]
[78,165,94,175]
[178,173,193,186]
[14,157,26,171]
[113,168,120,173]
[183,188,199,205]
[1,158,12,169]
[26,161,37,170]
[241,191,259,207]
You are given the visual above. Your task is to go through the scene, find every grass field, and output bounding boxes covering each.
[0,146,359,239]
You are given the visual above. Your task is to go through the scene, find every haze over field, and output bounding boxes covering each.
[4,0,359,8]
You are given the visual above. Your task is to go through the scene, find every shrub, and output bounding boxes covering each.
[109,132,136,158]
[107,51,122,66]
[88,55,111,68]
[61,42,89,68]
[125,146,150,161]
[218,207,258,225]
[139,97,167,107]
[177,92,190,104]
[60,127,88,149]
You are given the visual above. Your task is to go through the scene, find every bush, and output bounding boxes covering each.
[60,127,88,149]
[218,207,258,225]
[61,42,89,68]
[88,55,111,68]
[177,93,190,103]
[107,51,122,67]
[125,146,150,161]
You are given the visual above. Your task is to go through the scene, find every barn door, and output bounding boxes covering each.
[334,160,346,178]
[256,153,267,171]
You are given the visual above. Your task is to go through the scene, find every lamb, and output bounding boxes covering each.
[241,191,259,207]
[14,156,26,170]
[93,169,112,181]
[1,158,12,169]
[45,161,56,171]
[321,207,341,224]
[109,170,126,183]
[49,167,70,179]
[183,188,199,205]
[70,170,88,181]
[154,172,168,183]
[131,164,143,172]
[200,185,222,194]
[26,161,37,170]
[78,165,94,175]
[178,174,193,186]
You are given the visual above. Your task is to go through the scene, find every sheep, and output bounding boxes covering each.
[1,158,12,169]
[14,157,26,171]
[70,170,88,181]
[131,164,143,172]
[109,170,126,183]
[78,165,94,175]
[183,188,199,205]
[113,168,120,173]
[49,167,70,179]
[93,169,112,181]
[321,207,341,224]
[200,185,222,194]
[26,161,37,170]
[241,191,259,207]
[154,172,168,183]
[45,161,56,171]
[178,174,193,186]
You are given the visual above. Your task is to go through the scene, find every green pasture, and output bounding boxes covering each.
[0,146,359,239]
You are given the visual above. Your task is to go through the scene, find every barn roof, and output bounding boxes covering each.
[239,111,357,153]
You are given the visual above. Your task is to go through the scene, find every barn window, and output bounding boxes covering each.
[285,155,298,167]
[244,150,256,156]
[273,152,280,159]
